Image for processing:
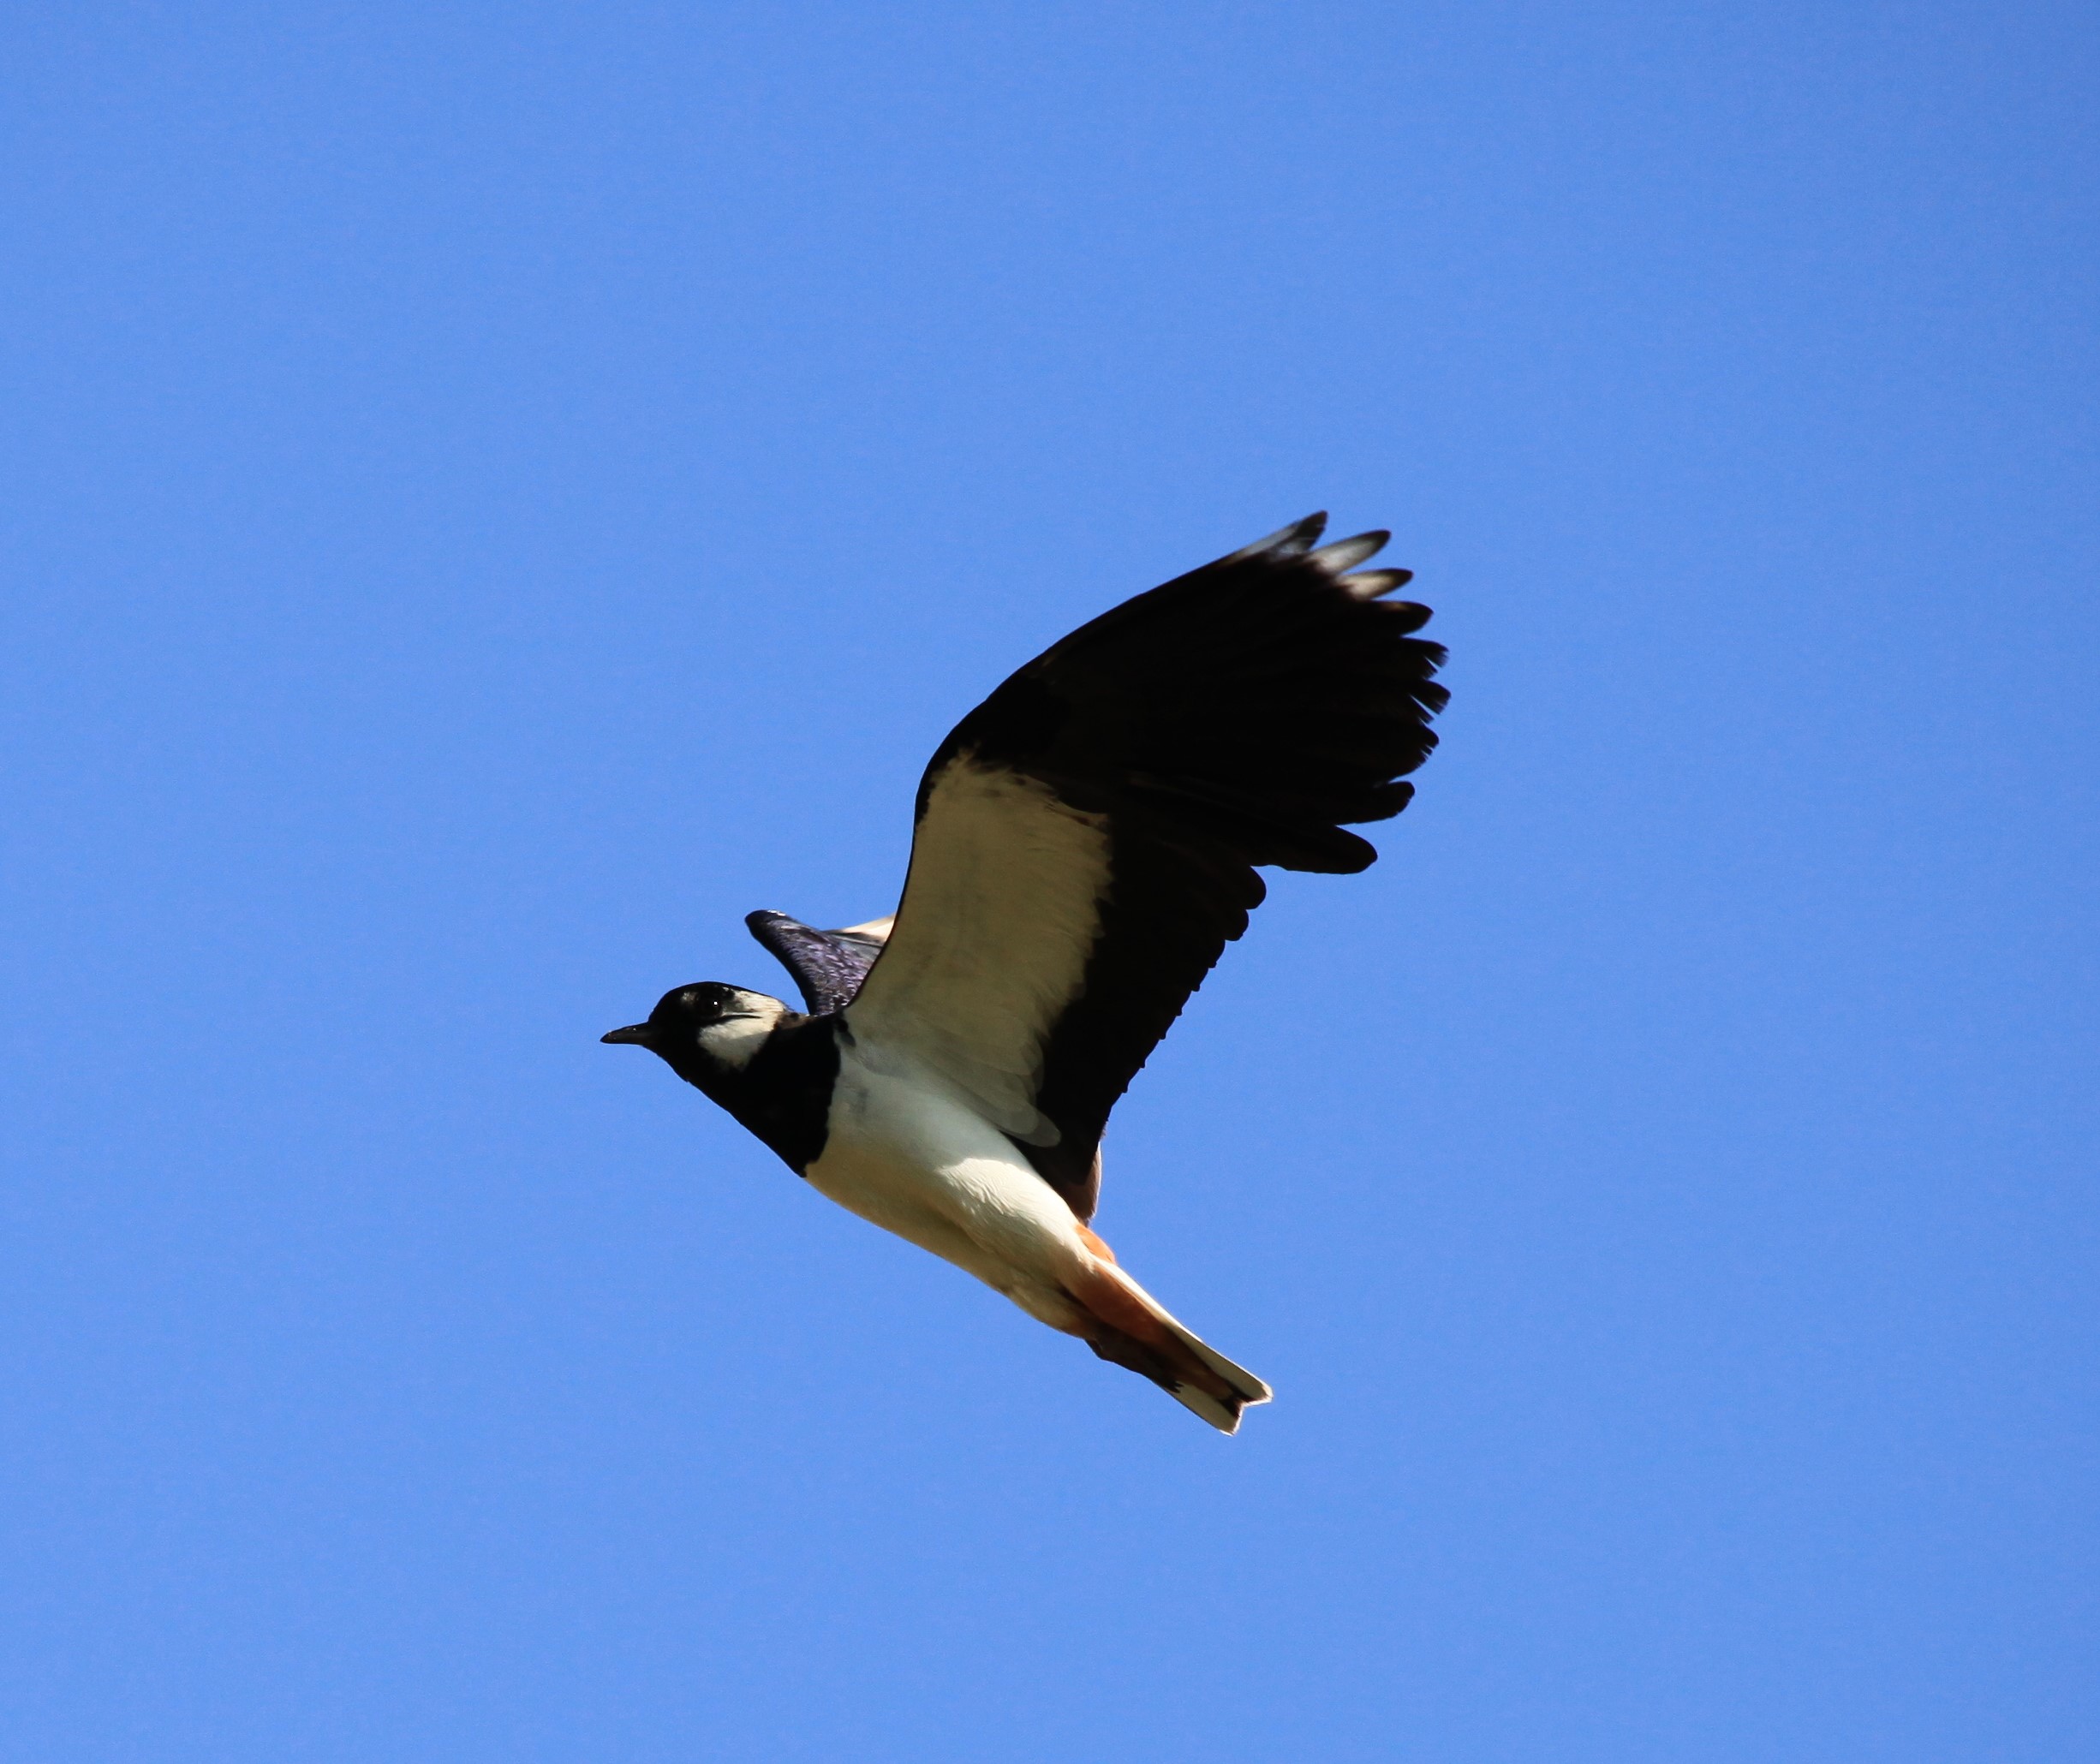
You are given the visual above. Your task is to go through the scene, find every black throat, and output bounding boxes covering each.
[661,1013,843,1175]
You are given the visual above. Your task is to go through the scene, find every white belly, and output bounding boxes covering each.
[803,1040,1089,1328]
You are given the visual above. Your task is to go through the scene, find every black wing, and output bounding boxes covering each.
[746,910,892,1015]
[844,513,1447,1219]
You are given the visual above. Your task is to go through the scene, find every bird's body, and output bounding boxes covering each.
[814,1031,1083,1317]
[604,514,1447,1431]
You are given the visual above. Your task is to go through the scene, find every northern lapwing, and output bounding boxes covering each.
[602,514,1447,1431]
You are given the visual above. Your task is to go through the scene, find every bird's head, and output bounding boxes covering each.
[601,982,790,1086]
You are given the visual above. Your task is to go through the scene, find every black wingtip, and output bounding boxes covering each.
[745,909,886,1016]
[1274,511,1327,556]
[1227,511,1327,563]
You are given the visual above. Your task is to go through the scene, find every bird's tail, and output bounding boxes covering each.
[1064,1258,1273,1433]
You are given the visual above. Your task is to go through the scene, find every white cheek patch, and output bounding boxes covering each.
[695,997,786,1069]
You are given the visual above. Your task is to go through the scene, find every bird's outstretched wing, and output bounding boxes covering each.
[843,514,1447,1220]
[746,910,892,1015]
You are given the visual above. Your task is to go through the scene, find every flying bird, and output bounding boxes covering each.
[602,514,1447,1432]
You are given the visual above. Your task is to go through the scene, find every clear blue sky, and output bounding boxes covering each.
[3,4,2093,1760]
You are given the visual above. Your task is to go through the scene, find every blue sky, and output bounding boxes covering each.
[3,3,2094,1759]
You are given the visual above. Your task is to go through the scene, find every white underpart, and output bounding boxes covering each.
[693,992,787,1070]
[808,1036,1272,1428]
[806,1035,1096,1330]
[844,756,1110,1146]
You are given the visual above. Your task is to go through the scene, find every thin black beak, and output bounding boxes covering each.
[600,1024,653,1046]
